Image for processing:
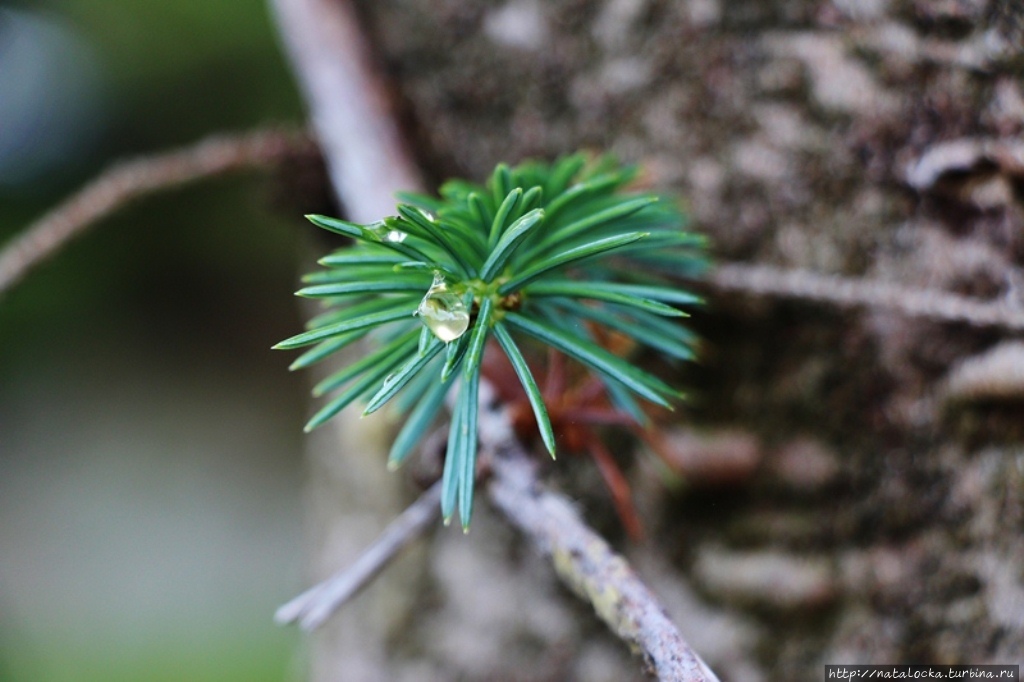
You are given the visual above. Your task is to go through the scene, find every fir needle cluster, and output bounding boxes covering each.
[275,154,707,528]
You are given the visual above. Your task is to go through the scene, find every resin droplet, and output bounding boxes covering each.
[417,273,469,343]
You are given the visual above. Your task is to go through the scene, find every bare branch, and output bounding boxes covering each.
[269,0,424,220]
[0,128,315,297]
[478,383,720,682]
[275,480,442,631]
[709,262,1024,331]
[274,377,721,679]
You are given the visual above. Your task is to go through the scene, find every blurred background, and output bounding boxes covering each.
[0,2,312,680]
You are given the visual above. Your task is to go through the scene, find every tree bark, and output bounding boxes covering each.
[273,0,1024,678]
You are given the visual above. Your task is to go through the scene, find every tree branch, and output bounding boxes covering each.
[477,384,720,682]
[268,0,423,219]
[0,128,314,297]
[487,451,719,682]
[709,262,1024,331]
[273,378,721,680]
[274,479,442,631]
[4,121,1021,336]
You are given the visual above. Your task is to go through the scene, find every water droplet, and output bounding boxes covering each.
[417,273,469,343]
[366,220,407,243]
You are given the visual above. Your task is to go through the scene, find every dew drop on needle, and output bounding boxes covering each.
[417,273,470,343]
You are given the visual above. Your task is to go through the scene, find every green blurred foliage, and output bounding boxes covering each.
[62,0,302,148]
[3,629,298,682]
[1,1,311,680]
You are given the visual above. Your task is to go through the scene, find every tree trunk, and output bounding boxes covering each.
[276,1,1024,679]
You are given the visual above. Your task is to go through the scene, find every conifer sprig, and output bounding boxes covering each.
[276,154,707,528]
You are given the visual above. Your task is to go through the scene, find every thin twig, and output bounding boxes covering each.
[709,262,1024,331]
[477,383,720,682]
[274,480,442,631]
[0,128,314,297]
[5,124,1022,335]
[269,0,424,220]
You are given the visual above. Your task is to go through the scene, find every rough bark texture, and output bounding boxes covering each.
[298,1,1024,680]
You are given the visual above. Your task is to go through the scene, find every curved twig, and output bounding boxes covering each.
[0,128,315,297]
